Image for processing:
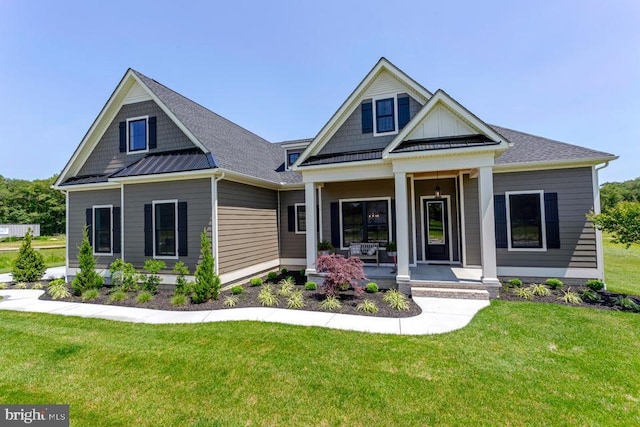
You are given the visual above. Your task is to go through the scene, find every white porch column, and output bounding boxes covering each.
[478,166,499,285]
[305,181,318,275]
[394,172,410,282]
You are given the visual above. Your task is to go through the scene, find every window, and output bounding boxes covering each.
[127,116,148,152]
[340,199,390,247]
[375,98,395,133]
[295,203,306,234]
[507,191,546,250]
[93,206,112,255]
[154,201,177,258]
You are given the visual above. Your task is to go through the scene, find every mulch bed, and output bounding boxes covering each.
[27,272,422,318]
[499,283,640,313]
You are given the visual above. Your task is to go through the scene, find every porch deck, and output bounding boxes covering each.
[363,264,483,284]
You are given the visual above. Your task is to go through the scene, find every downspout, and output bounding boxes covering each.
[593,161,610,286]
[212,172,225,275]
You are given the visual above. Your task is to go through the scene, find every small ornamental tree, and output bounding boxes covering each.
[192,229,220,303]
[172,261,191,295]
[108,259,137,292]
[315,254,366,297]
[589,201,640,248]
[11,228,46,282]
[72,226,104,295]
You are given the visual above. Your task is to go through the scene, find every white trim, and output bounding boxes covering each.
[92,205,114,256]
[294,203,306,234]
[65,191,69,270]
[410,174,417,265]
[109,169,216,184]
[459,172,467,267]
[125,115,149,154]
[391,151,495,174]
[152,199,179,260]
[505,190,547,252]
[493,157,618,174]
[420,195,453,262]
[372,93,399,137]
[304,182,317,274]
[338,196,392,250]
[455,175,462,264]
[592,165,606,280]
[220,259,280,284]
[497,266,603,280]
[394,172,410,279]
[301,162,393,183]
[280,258,306,266]
[317,186,323,242]
[57,182,122,192]
[120,184,125,260]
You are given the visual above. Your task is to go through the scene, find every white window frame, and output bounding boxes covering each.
[285,149,303,171]
[338,197,393,250]
[294,203,306,234]
[505,190,547,252]
[126,115,149,154]
[152,199,179,260]
[92,205,113,256]
[372,94,399,137]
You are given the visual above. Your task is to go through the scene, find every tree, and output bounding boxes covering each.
[72,226,104,295]
[315,254,366,297]
[589,201,640,248]
[11,228,46,282]
[192,229,220,303]
[600,177,640,212]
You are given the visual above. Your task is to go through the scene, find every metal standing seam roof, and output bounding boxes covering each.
[392,134,499,154]
[110,148,216,178]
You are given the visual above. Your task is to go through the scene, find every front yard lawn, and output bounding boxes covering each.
[0,247,65,274]
[0,301,638,426]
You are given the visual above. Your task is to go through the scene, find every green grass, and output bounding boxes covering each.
[0,234,66,249]
[0,247,66,274]
[604,234,640,295]
[0,302,638,426]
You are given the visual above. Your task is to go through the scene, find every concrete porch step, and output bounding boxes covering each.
[410,280,486,290]
[411,287,490,300]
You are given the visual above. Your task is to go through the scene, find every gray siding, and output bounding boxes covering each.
[217,180,278,274]
[414,178,459,262]
[68,189,121,269]
[463,176,481,265]
[79,100,196,176]
[279,190,306,259]
[123,179,212,271]
[494,167,597,268]
[319,94,422,156]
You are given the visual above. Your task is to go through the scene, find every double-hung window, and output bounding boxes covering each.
[93,205,112,255]
[153,200,177,258]
[506,191,546,250]
[127,116,148,153]
[375,98,395,133]
[340,199,390,248]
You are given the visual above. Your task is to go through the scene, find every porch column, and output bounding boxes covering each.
[394,172,410,282]
[478,166,499,285]
[304,181,317,275]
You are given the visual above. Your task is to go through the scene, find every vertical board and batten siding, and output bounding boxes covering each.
[494,168,597,268]
[217,180,279,275]
[279,190,306,259]
[68,189,121,269]
[463,176,481,265]
[318,94,422,156]
[321,179,413,262]
[407,104,477,140]
[414,178,459,262]
[123,179,211,271]
[78,100,196,177]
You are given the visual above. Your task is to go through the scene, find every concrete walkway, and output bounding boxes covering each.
[0,288,489,335]
[0,266,66,283]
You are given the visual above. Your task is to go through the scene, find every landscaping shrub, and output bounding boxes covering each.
[266,271,278,281]
[47,279,70,300]
[192,230,221,303]
[170,293,187,307]
[172,261,191,295]
[585,279,605,291]
[223,295,239,308]
[140,259,165,294]
[316,254,366,297]
[108,290,127,303]
[530,283,550,297]
[319,295,342,311]
[356,300,379,314]
[249,277,263,287]
[0,282,7,289]
[278,277,295,297]
[582,289,601,302]
[81,289,99,301]
[258,285,278,307]
[365,282,379,293]
[508,278,523,287]
[11,228,46,283]
[513,286,533,300]
[136,291,154,303]
[15,282,27,289]
[545,278,564,290]
[280,268,288,275]
[304,281,317,291]
[231,285,244,295]
[109,259,137,292]
[559,288,583,305]
[613,296,640,311]
[299,268,306,277]
[72,226,104,295]
[287,290,306,309]
[383,289,409,311]
[32,281,43,290]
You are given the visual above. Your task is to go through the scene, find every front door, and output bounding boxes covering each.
[424,198,450,261]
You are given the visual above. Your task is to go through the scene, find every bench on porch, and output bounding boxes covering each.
[348,242,379,267]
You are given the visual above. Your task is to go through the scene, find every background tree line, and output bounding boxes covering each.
[0,174,65,236]
[592,176,640,247]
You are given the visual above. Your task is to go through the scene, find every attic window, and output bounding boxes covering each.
[375,98,395,133]
[127,116,148,153]
[285,149,304,170]
[362,94,409,136]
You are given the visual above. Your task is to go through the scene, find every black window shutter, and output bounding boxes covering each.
[144,204,153,256]
[494,195,507,248]
[398,96,410,129]
[119,121,126,153]
[330,202,340,248]
[148,116,157,149]
[361,102,373,134]
[178,202,188,256]
[544,192,560,249]
[113,207,121,254]
[391,199,396,245]
[287,205,295,232]
[85,208,93,246]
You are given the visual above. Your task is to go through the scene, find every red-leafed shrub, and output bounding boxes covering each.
[316,254,366,297]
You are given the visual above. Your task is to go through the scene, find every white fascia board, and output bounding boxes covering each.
[56,182,122,192]
[386,143,507,164]
[301,163,394,183]
[292,58,432,169]
[391,151,495,174]
[494,156,619,174]
[383,90,510,157]
[109,169,216,184]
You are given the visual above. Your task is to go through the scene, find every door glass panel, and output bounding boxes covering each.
[427,201,445,245]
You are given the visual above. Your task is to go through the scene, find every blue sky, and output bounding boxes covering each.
[0,1,638,184]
